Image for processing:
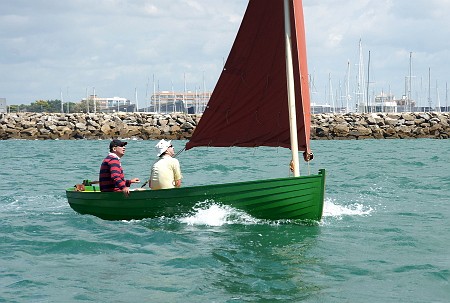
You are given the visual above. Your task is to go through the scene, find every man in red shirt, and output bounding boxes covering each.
[99,139,140,195]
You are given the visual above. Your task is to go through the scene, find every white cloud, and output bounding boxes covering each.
[0,0,449,109]
[142,4,158,16]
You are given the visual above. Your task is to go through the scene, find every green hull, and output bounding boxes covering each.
[66,169,326,221]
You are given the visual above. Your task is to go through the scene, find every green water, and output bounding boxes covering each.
[1,139,449,302]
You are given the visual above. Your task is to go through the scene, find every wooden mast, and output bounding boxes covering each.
[284,0,300,177]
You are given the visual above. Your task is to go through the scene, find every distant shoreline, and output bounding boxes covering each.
[1,112,449,140]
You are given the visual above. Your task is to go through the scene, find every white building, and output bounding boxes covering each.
[311,103,332,114]
[0,98,6,113]
[81,95,131,112]
[373,93,398,113]
[149,90,212,114]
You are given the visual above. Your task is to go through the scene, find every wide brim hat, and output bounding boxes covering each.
[155,139,172,157]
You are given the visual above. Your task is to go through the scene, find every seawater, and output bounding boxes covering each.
[1,138,449,302]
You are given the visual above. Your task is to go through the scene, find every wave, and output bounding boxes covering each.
[177,197,374,227]
[322,197,374,218]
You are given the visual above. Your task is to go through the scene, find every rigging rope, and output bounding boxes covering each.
[174,147,186,158]
[289,151,313,177]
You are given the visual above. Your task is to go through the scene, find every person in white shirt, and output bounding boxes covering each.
[149,139,183,190]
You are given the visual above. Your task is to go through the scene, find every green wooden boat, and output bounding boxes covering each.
[66,169,325,221]
[66,0,326,221]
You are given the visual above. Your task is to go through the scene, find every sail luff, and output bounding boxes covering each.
[292,0,312,154]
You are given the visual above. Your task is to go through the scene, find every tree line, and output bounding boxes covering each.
[7,99,100,113]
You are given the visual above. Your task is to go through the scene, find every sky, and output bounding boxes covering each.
[1,0,450,109]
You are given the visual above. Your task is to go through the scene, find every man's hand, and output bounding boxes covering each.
[131,178,140,184]
[122,187,131,196]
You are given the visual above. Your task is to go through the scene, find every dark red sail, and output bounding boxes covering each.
[186,0,311,151]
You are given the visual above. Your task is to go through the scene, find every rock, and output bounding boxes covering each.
[333,115,346,123]
[21,127,38,137]
[349,125,372,137]
[401,113,415,121]
[180,122,195,130]
[127,126,142,137]
[370,126,384,139]
[170,125,181,133]
[332,123,350,137]
[0,112,448,141]
[383,127,398,138]
[384,117,398,126]
[418,113,431,121]
[75,122,87,131]
[315,126,328,138]
[366,114,377,125]
[144,126,161,136]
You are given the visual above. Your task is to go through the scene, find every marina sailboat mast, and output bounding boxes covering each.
[356,39,365,113]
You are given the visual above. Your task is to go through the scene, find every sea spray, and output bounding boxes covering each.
[322,197,374,219]
[179,201,259,226]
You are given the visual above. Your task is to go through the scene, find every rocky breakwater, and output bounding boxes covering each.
[311,112,449,139]
[0,112,200,140]
[0,112,449,140]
